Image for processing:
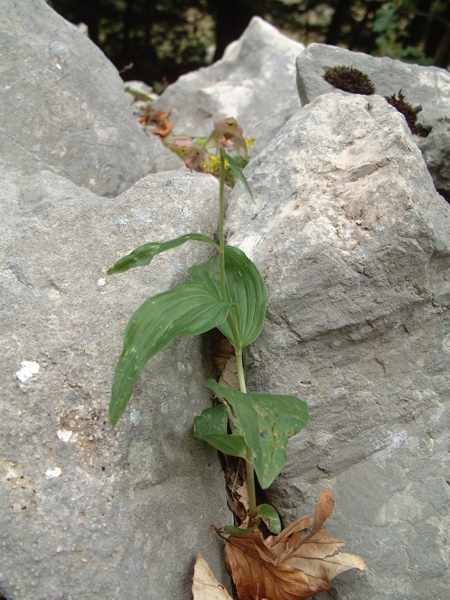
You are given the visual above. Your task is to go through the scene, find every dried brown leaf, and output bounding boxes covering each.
[219,354,238,389]
[213,338,239,390]
[225,490,366,600]
[223,454,248,524]
[139,107,173,139]
[192,553,234,600]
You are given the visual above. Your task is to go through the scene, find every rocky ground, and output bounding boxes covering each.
[1,1,450,599]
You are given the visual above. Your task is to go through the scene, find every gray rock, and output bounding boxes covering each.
[0,0,161,197]
[153,17,304,155]
[0,170,230,599]
[296,43,450,202]
[226,92,450,598]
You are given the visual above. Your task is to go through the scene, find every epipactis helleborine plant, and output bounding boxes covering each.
[107,117,308,534]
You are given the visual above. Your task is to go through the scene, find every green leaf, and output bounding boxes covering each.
[109,283,231,426]
[257,504,282,534]
[107,233,220,275]
[189,245,267,350]
[373,3,397,32]
[194,405,247,458]
[224,521,260,536]
[205,379,309,489]
[224,152,254,202]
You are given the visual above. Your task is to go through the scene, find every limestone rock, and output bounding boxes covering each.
[123,80,186,173]
[296,43,450,202]
[153,17,304,155]
[0,0,161,197]
[226,92,450,599]
[0,171,230,599]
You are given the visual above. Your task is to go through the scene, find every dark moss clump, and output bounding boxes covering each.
[385,90,431,137]
[323,65,375,95]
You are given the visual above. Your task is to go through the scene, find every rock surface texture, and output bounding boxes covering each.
[0,0,161,197]
[0,171,230,599]
[226,92,450,599]
[153,17,304,155]
[296,43,450,202]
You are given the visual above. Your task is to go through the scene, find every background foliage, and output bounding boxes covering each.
[48,0,450,89]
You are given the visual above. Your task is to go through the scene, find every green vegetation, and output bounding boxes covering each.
[48,0,450,89]
[107,118,309,524]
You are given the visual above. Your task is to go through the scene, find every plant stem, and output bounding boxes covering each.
[235,348,247,394]
[218,146,257,520]
[218,148,226,302]
[236,347,257,520]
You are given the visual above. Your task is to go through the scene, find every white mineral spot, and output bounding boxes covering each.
[97,278,106,287]
[130,408,142,426]
[50,41,69,59]
[16,361,40,383]
[56,63,62,69]
[48,288,61,299]
[57,429,73,443]
[371,430,408,468]
[44,467,62,479]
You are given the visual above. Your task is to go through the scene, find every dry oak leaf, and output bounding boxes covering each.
[225,489,366,600]
[192,553,234,600]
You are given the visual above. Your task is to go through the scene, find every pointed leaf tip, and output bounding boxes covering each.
[109,282,231,425]
[192,554,234,600]
[108,233,219,275]
[224,153,254,202]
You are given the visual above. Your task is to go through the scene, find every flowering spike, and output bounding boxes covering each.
[164,135,211,169]
[204,117,248,161]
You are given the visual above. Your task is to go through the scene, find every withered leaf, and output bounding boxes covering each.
[214,337,239,390]
[223,453,248,524]
[225,490,366,600]
[192,553,234,600]
[139,107,173,139]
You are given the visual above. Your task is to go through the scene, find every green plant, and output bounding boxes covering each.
[107,117,308,530]
[372,0,434,64]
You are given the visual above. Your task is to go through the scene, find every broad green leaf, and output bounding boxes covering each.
[189,245,267,350]
[224,521,260,536]
[108,233,219,274]
[194,405,247,458]
[109,283,231,426]
[224,153,254,202]
[205,379,309,489]
[257,504,282,534]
